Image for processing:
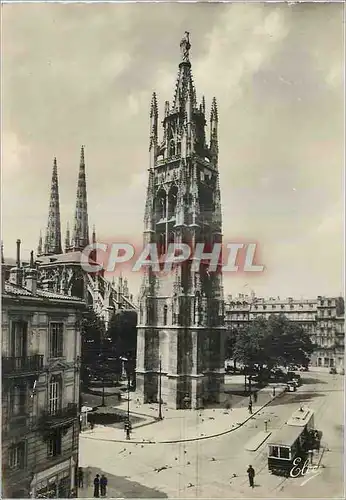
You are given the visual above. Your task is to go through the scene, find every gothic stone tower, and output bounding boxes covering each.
[136,33,225,410]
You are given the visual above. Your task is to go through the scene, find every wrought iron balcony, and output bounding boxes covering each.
[2,354,44,377]
[39,403,78,429]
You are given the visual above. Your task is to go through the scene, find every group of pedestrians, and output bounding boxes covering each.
[78,468,108,497]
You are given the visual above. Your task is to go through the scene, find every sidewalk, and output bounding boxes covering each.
[80,383,286,444]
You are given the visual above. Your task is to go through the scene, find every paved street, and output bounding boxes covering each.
[80,380,286,443]
[79,372,343,498]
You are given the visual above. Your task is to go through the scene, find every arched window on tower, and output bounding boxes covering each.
[167,185,178,219]
[158,233,166,257]
[163,304,168,326]
[169,140,175,157]
[155,189,167,222]
[176,141,181,156]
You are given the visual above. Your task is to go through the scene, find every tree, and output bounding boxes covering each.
[107,310,137,358]
[80,307,106,388]
[233,314,315,375]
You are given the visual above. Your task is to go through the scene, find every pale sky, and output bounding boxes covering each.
[1,2,344,300]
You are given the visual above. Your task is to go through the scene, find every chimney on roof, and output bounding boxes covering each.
[25,250,38,295]
[9,239,23,286]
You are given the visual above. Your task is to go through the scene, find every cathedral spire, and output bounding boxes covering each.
[65,222,71,252]
[72,145,89,252]
[44,157,62,255]
[37,230,43,256]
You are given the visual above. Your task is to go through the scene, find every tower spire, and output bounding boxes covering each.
[149,92,158,166]
[72,145,89,251]
[44,157,62,255]
[172,32,196,111]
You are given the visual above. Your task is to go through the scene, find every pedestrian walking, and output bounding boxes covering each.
[272,387,276,397]
[78,467,84,488]
[93,474,100,498]
[247,465,255,488]
[248,401,253,415]
[100,474,108,497]
[253,392,258,403]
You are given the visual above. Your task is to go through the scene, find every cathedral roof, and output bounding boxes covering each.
[2,281,84,305]
[37,251,84,265]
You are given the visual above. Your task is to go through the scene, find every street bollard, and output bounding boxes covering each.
[264,420,268,432]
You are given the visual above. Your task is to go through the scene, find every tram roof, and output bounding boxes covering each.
[268,425,304,447]
[287,407,314,427]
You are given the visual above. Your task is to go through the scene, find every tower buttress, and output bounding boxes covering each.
[44,157,62,255]
[72,145,89,252]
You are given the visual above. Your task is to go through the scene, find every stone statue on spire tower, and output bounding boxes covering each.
[180,31,191,62]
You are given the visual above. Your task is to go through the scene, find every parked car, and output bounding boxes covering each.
[329,367,337,374]
[286,381,297,392]
[287,371,302,384]
[271,369,286,382]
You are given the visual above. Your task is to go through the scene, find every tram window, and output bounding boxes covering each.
[269,446,279,457]
[279,447,290,459]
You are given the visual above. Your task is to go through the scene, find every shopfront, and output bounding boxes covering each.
[35,470,70,498]
[31,458,75,499]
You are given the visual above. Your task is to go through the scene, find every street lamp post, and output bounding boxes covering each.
[158,358,163,420]
[127,371,130,423]
[245,297,256,395]
[101,376,105,406]
[100,337,106,407]
[120,356,131,439]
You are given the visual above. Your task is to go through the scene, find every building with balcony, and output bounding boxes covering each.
[225,293,345,370]
[1,241,85,498]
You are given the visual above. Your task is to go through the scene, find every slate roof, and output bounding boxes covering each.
[3,281,84,304]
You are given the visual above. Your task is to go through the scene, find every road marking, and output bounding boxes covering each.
[300,470,322,487]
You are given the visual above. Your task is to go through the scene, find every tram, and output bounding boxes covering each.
[267,407,320,477]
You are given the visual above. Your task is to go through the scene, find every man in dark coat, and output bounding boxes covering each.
[247,465,255,488]
[248,400,253,415]
[93,474,100,498]
[100,474,108,497]
[78,468,84,488]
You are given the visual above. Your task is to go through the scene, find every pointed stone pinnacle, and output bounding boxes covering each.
[150,92,158,118]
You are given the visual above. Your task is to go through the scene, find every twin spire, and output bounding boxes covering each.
[39,146,92,257]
